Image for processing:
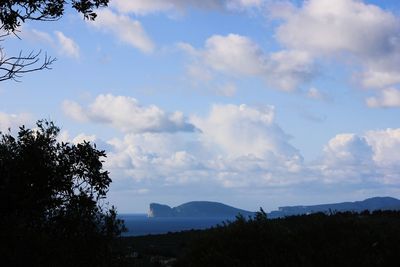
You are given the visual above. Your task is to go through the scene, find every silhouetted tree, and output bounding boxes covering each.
[0,120,125,266]
[0,0,109,81]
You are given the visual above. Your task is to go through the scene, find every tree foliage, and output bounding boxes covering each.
[0,120,125,266]
[0,0,109,82]
[0,0,109,33]
[175,210,400,267]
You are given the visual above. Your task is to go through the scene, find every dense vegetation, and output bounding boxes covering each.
[0,121,125,266]
[177,210,400,267]
[123,210,400,267]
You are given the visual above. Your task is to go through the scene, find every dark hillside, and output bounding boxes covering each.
[123,210,400,267]
[176,210,400,267]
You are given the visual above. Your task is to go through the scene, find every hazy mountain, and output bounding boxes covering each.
[268,197,400,218]
[148,197,400,218]
[148,201,255,218]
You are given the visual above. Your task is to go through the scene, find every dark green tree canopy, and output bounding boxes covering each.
[0,0,109,33]
[0,120,125,266]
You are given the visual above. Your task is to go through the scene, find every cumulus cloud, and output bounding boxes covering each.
[322,134,373,167]
[79,98,400,195]
[63,94,196,133]
[366,88,400,108]
[272,0,400,90]
[180,34,315,91]
[60,94,400,191]
[89,9,155,53]
[105,103,305,189]
[365,128,400,168]
[192,104,304,186]
[105,132,206,184]
[0,112,32,132]
[318,129,400,184]
[201,34,265,76]
[192,104,296,158]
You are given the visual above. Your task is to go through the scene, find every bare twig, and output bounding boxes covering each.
[0,47,56,82]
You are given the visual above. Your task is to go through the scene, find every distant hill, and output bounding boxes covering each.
[148,201,255,218]
[268,196,400,218]
[148,197,400,219]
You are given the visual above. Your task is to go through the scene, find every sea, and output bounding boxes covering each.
[119,214,234,236]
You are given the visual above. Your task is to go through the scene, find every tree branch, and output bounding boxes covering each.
[0,48,56,82]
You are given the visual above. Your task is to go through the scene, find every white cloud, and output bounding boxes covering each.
[322,134,373,166]
[90,9,155,53]
[87,99,400,194]
[361,70,400,89]
[62,100,87,122]
[72,133,97,144]
[104,103,305,189]
[273,0,400,90]
[192,104,294,158]
[111,0,223,15]
[21,28,80,59]
[275,0,399,56]
[366,88,400,108]
[111,0,264,15]
[58,131,96,144]
[227,0,263,9]
[63,94,195,133]
[202,34,265,76]
[181,34,314,91]
[54,31,80,59]
[0,112,32,132]
[366,128,400,168]
[22,28,54,44]
[105,132,206,184]
[267,49,314,91]
[111,0,174,15]
[318,130,400,184]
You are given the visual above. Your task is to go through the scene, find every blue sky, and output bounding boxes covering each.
[1,0,400,213]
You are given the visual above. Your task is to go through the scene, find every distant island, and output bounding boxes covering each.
[148,197,400,218]
[148,201,255,218]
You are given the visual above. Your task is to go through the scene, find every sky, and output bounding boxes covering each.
[1,0,400,213]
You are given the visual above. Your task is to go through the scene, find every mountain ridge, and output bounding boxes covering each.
[148,197,400,218]
[269,196,400,218]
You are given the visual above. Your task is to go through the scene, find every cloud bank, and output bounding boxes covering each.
[63,94,196,133]
[269,0,400,105]
[180,34,315,91]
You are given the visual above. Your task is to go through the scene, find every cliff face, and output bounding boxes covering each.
[148,203,174,217]
[148,201,254,218]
